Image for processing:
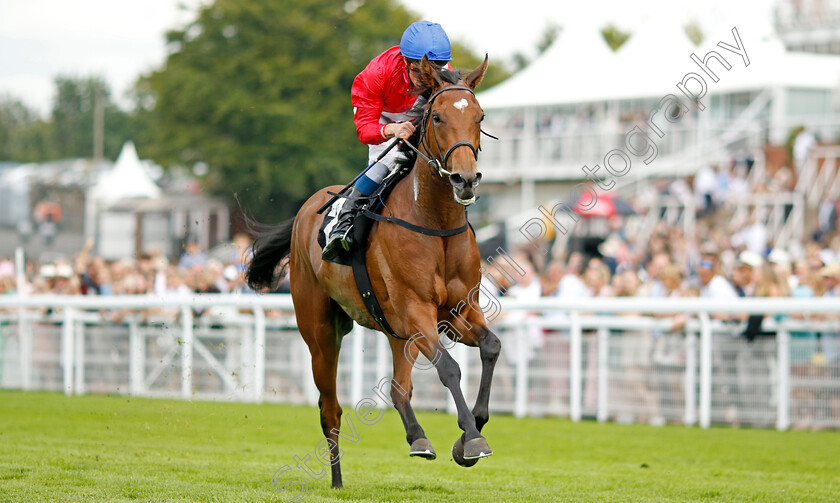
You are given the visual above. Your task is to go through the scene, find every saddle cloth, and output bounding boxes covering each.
[317,163,412,266]
[317,198,355,266]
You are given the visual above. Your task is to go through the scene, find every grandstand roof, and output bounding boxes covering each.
[478,18,840,109]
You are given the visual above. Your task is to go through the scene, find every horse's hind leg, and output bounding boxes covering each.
[293,272,351,489]
[388,337,436,459]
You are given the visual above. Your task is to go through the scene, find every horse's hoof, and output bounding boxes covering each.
[463,437,492,460]
[409,438,436,460]
[451,437,478,467]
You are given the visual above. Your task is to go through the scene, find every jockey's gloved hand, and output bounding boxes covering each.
[383,121,415,140]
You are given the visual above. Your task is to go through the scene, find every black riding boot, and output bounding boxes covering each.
[322,187,366,261]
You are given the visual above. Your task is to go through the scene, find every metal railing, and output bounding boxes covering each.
[1,295,839,431]
[796,145,840,208]
[727,191,805,249]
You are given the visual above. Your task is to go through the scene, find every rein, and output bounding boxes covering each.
[368,85,479,238]
[357,83,497,238]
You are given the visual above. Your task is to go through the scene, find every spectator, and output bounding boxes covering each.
[698,255,738,299]
[500,254,544,377]
[637,252,671,297]
[732,251,763,297]
[694,164,717,215]
[790,259,820,362]
[0,269,15,296]
[612,269,641,297]
[540,259,566,297]
[554,252,587,299]
[755,264,789,298]
[583,258,612,297]
[793,128,817,173]
[820,263,840,297]
[659,264,691,331]
[732,214,768,256]
[768,248,795,291]
[819,264,840,363]
[179,235,208,270]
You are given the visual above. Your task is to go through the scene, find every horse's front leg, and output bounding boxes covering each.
[470,326,502,432]
[402,307,491,461]
[447,322,501,466]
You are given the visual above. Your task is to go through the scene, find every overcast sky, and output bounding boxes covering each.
[0,0,775,116]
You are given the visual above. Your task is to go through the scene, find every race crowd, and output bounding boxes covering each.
[0,165,838,345]
[0,233,270,299]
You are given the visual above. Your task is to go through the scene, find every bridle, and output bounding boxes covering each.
[401,85,481,179]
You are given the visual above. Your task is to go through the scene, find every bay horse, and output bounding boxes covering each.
[246,56,501,489]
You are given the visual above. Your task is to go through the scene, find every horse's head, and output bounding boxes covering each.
[416,55,489,206]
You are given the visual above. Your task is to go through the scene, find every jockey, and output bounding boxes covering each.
[322,21,452,261]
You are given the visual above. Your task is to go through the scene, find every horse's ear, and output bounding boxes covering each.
[419,56,444,90]
[465,54,489,90]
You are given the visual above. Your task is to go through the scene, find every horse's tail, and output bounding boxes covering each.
[245,216,295,291]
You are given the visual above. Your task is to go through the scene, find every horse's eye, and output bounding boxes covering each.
[432,112,442,124]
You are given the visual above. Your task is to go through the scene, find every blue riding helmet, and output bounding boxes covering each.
[399,21,452,61]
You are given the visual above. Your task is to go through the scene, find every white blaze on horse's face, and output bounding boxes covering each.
[435,92,483,207]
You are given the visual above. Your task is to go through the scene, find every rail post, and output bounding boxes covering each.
[570,311,582,422]
[254,307,266,403]
[16,247,31,391]
[74,318,84,395]
[514,323,529,418]
[61,308,75,396]
[776,324,791,431]
[129,319,144,395]
[699,312,712,429]
[180,306,194,399]
[596,326,609,423]
[684,329,698,426]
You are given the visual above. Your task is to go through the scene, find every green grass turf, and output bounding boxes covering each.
[0,390,838,502]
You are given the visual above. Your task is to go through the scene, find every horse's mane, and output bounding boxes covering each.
[394,67,462,172]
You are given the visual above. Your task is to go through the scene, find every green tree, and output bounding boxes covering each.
[0,96,58,163]
[449,41,509,90]
[601,24,631,52]
[684,19,704,46]
[139,0,507,221]
[506,23,560,73]
[536,23,560,54]
[51,76,134,161]
[0,96,35,161]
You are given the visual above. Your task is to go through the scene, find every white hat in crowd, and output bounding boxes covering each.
[737,250,764,269]
[768,249,791,266]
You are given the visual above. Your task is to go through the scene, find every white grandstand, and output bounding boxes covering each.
[473,15,840,230]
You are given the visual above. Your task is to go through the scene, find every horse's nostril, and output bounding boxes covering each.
[474,173,482,186]
[450,173,464,186]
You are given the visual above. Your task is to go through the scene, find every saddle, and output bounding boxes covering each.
[317,164,471,338]
[317,163,412,267]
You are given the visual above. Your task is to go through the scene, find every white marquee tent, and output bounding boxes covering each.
[478,17,840,109]
[88,141,161,206]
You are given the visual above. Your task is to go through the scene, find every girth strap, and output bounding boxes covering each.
[351,214,402,339]
[350,208,470,341]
